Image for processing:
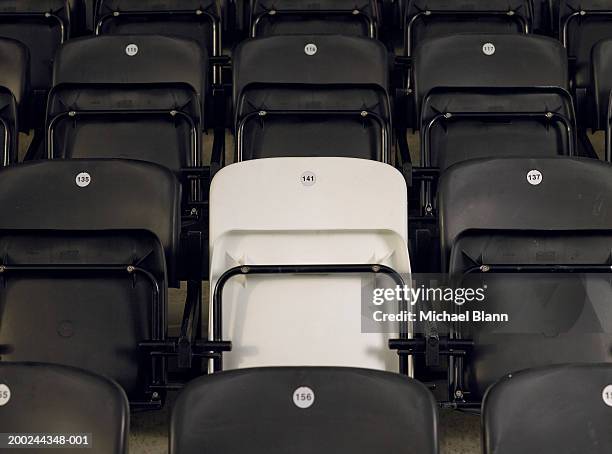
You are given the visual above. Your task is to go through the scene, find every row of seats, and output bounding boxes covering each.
[3,2,612,142]
[2,2,612,173]
[5,30,612,167]
[6,1,611,48]
[0,153,610,407]
[1,362,610,454]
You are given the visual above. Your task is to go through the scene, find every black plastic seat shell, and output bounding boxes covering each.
[0,362,129,454]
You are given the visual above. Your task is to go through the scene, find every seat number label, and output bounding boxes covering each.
[125,44,139,56]
[75,172,91,188]
[301,171,316,186]
[304,43,317,56]
[603,384,612,407]
[0,384,10,406]
[482,43,496,56]
[526,169,542,186]
[293,386,315,409]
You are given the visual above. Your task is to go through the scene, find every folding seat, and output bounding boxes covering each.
[410,33,575,223]
[414,33,575,172]
[0,362,128,454]
[0,0,70,128]
[46,35,209,283]
[404,0,533,56]
[0,159,184,405]
[95,0,221,65]
[483,364,612,453]
[249,0,381,38]
[46,34,205,173]
[208,157,411,374]
[437,156,612,403]
[0,37,28,165]
[560,1,612,124]
[233,35,392,162]
[170,367,437,454]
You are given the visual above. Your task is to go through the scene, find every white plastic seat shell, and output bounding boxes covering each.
[209,157,411,373]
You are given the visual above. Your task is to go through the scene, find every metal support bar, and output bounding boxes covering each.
[47,109,199,166]
[95,9,221,83]
[0,117,10,167]
[211,264,410,374]
[462,263,612,276]
[0,11,67,42]
[251,9,376,38]
[236,108,390,163]
[561,10,612,48]
[406,9,530,56]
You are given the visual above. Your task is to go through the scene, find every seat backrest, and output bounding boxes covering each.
[96,0,220,55]
[170,367,437,454]
[53,34,206,105]
[233,35,390,161]
[405,0,532,55]
[438,157,612,269]
[591,38,612,130]
[50,35,205,168]
[0,362,128,454]
[421,88,575,168]
[233,34,388,109]
[209,157,410,372]
[413,33,568,118]
[250,0,380,38]
[0,159,181,283]
[483,363,612,454]
[47,83,200,169]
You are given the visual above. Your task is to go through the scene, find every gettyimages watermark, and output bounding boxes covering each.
[361,273,611,334]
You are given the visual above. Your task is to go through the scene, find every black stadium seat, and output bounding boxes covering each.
[0,362,129,454]
[0,37,28,164]
[0,0,70,128]
[560,0,612,126]
[404,0,533,56]
[249,0,381,38]
[437,157,612,402]
[483,364,612,454]
[0,159,182,404]
[232,34,392,161]
[170,367,438,454]
[414,33,574,170]
[47,34,205,171]
[95,0,221,68]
